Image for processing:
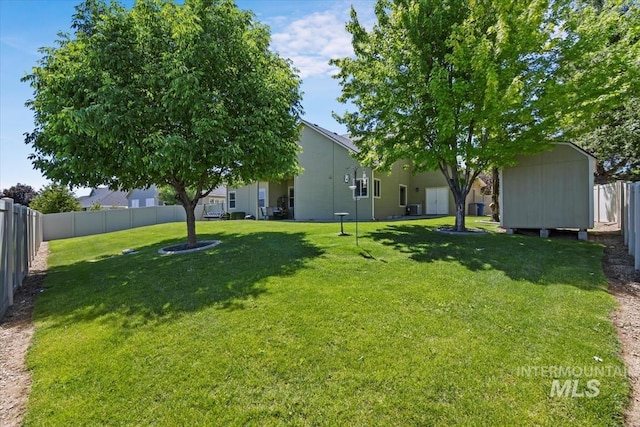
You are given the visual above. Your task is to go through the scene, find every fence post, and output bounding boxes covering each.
[629,184,636,256]
[20,205,28,279]
[624,182,631,247]
[12,206,24,296]
[635,183,640,270]
[2,198,15,308]
[0,199,8,318]
[595,184,601,223]
[616,181,622,226]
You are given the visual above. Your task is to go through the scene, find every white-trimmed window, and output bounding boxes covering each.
[288,186,294,209]
[355,178,369,198]
[258,188,266,208]
[399,185,407,207]
[131,199,140,208]
[145,198,155,207]
[229,191,236,209]
[373,179,381,198]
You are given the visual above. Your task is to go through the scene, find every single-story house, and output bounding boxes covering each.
[78,187,128,210]
[198,185,227,219]
[227,120,486,221]
[127,186,160,208]
[499,142,595,239]
[198,185,226,208]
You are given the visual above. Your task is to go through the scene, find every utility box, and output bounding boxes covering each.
[468,203,477,216]
[408,204,422,216]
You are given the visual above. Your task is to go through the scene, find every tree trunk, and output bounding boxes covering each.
[184,203,198,248]
[454,198,466,231]
[439,162,474,232]
[491,167,500,222]
[174,185,200,248]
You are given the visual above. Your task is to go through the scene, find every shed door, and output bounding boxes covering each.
[425,187,449,215]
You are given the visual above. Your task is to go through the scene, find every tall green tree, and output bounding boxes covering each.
[1,183,39,206]
[556,0,639,140]
[560,1,640,183]
[577,98,640,183]
[332,0,637,231]
[24,0,302,247]
[30,183,81,214]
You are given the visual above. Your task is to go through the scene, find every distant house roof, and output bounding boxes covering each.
[125,185,158,199]
[78,187,128,208]
[208,185,226,197]
[302,120,360,154]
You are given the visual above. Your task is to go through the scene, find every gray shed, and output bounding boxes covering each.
[499,142,595,239]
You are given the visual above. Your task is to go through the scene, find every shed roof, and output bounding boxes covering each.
[556,142,596,159]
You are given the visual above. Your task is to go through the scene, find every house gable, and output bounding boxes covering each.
[294,122,368,220]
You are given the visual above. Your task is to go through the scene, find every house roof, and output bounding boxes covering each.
[301,119,360,154]
[125,185,160,198]
[208,185,227,197]
[78,187,128,208]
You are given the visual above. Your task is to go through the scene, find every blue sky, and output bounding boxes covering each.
[0,0,376,193]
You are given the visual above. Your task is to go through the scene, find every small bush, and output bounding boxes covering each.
[231,211,245,220]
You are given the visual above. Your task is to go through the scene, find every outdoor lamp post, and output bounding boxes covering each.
[347,167,367,247]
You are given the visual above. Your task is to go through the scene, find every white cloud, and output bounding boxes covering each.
[270,2,375,79]
[0,36,40,56]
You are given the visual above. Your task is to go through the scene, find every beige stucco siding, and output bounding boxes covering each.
[373,161,412,219]
[409,170,450,215]
[228,182,263,217]
[292,126,373,221]
[500,143,594,229]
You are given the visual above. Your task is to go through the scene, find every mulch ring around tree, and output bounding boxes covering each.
[157,240,221,255]
[436,226,488,235]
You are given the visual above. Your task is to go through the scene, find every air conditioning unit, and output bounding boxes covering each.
[408,204,422,216]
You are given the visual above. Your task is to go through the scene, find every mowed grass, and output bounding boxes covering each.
[24,218,628,426]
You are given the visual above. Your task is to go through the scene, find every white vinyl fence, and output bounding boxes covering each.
[593,181,624,224]
[622,181,640,270]
[594,181,639,270]
[43,205,188,241]
[0,198,43,320]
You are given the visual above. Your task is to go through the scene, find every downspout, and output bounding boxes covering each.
[371,168,375,220]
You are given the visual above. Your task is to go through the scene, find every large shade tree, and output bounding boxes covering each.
[1,183,39,207]
[24,0,303,247]
[560,1,640,183]
[332,0,638,231]
[576,98,640,183]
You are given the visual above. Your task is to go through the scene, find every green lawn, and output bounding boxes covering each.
[25,218,628,426]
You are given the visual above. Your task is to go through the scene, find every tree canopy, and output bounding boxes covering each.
[24,0,303,246]
[576,98,640,183]
[561,1,640,183]
[332,0,639,230]
[30,183,81,214]
[1,183,39,207]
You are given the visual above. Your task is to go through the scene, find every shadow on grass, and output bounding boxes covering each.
[366,224,605,289]
[37,231,322,328]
